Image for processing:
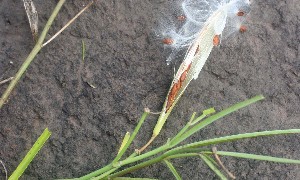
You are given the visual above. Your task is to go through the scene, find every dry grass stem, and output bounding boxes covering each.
[0,160,8,180]
[42,0,95,47]
[0,77,14,86]
[212,147,236,179]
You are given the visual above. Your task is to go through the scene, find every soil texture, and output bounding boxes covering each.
[0,0,299,179]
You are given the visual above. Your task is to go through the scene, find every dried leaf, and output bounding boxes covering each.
[23,0,39,42]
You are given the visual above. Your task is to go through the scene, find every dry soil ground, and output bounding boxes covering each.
[0,0,299,179]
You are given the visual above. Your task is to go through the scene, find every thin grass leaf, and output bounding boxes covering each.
[9,128,51,180]
[190,107,215,125]
[113,178,158,180]
[170,95,265,146]
[118,132,131,154]
[164,160,182,180]
[204,151,300,164]
[182,129,300,149]
[166,153,199,160]
[82,40,86,61]
[199,154,227,180]
[171,112,196,141]
[93,168,119,180]
[113,110,149,163]
[201,154,219,167]
[172,107,215,142]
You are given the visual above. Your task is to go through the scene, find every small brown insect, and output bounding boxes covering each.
[237,11,245,16]
[213,35,220,46]
[162,38,174,45]
[239,25,247,33]
[177,15,186,21]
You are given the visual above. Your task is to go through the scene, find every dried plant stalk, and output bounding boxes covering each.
[23,0,39,41]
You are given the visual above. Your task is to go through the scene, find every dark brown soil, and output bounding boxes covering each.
[1,0,299,179]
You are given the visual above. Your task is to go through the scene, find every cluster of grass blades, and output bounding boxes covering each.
[9,95,300,179]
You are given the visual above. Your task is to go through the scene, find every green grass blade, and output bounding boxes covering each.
[164,160,182,180]
[113,110,149,163]
[191,108,215,125]
[204,151,300,164]
[113,178,158,180]
[166,153,199,160]
[9,128,51,180]
[171,95,264,146]
[165,153,219,173]
[93,168,119,180]
[171,107,215,143]
[118,132,131,154]
[82,40,85,61]
[201,154,218,167]
[171,112,196,142]
[183,129,300,149]
[199,154,227,180]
